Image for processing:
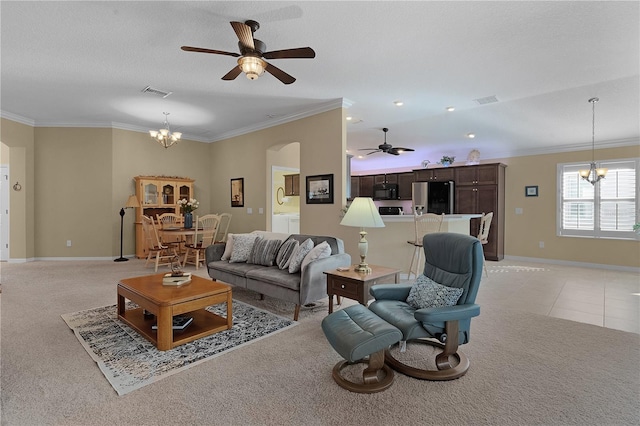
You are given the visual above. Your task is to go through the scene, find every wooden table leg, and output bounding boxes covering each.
[117,292,125,316]
[156,306,173,351]
[226,291,233,329]
[328,292,334,314]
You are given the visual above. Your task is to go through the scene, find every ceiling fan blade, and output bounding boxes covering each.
[221,66,242,81]
[230,21,255,50]
[264,62,296,84]
[387,150,401,156]
[393,147,415,153]
[359,148,380,151]
[367,150,382,155]
[181,46,240,57]
[263,47,316,59]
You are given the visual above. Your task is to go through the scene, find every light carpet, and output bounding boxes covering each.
[61,300,296,396]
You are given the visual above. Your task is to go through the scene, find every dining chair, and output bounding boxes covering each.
[476,212,494,277]
[141,215,178,272]
[183,214,221,269]
[156,212,184,252]
[216,213,232,243]
[407,213,444,280]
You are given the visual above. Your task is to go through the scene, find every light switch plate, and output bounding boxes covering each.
[247,207,253,214]
[515,208,523,215]
[259,208,264,214]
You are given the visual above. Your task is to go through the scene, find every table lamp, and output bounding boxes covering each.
[339,197,385,273]
[115,195,140,262]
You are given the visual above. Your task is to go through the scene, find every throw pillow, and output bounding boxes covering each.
[301,241,332,271]
[406,275,464,309]
[248,238,283,266]
[276,239,299,270]
[288,238,315,274]
[229,234,263,263]
[221,233,234,261]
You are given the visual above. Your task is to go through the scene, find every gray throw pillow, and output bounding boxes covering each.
[276,239,299,270]
[229,234,262,263]
[301,240,332,271]
[406,275,464,309]
[248,238,283,266]
[288,238,314,274]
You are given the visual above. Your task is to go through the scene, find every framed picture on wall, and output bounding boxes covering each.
[525,185,538,197]
[231,178,244,207]
[306,174,334,204]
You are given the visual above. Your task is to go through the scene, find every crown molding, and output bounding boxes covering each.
[207,98,346,142]
[0,111,35,126]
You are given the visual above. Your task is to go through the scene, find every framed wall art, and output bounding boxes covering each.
[525,185,538,197]
[306,174,334,204]
[231,178,244,207]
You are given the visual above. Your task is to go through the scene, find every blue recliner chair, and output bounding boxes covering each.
[368,232,484,380]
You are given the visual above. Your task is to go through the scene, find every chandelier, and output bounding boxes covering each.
[149,112,182,149]
[579,97,607,185]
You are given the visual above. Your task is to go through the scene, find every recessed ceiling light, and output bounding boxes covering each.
[394,101,403,106]
[346,116,352,121]
[446,106,455,112]
[357,155,364,159]
[467,133,476,138]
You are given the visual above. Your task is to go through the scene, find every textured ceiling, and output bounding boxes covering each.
[1,1,638,172]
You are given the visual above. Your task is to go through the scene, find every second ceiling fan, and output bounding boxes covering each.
[181,20,315,85]
[359,128,415,156]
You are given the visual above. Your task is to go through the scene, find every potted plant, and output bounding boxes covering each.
[634,223,640,235]
[440,156,455,167]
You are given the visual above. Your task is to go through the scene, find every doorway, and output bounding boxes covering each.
[0,166,9,261]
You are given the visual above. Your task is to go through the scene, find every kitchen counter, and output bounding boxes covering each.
[379,214,482,223]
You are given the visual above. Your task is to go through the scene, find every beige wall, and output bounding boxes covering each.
[1,112,638,270]
[1,118,35,260]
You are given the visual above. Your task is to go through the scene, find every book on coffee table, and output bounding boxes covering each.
[162,272,192,286]
[151,315,193,331]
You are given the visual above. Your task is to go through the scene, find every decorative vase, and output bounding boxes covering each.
[442,161,451,167]
[184,212,193,229]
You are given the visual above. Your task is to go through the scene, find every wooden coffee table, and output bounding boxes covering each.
[324,264,400,314]
[117,273,232,351]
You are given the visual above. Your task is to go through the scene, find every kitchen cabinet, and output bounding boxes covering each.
[358,175,375,198]
[284,174,300,196]
[414,167,455,182]
[272,214,299,234]
[454,163,505,261]
[374,173,398,184]
[397,172,414,200]
[349,176,360,199]
[134,175,194,259]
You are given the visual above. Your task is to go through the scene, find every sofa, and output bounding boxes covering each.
[205,231,351,320]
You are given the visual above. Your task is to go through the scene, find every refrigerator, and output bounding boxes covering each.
[412,181,455,215]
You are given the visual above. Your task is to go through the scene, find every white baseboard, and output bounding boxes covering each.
[503,255,640,273]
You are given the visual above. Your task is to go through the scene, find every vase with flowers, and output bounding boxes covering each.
[440,156,455,167]
[177,198,199,228]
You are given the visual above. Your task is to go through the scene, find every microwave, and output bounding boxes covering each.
[373,183,399,200]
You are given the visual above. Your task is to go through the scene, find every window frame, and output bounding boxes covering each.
[557,157,639,240]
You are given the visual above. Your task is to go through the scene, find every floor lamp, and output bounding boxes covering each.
[114,195,140,262]
[339,197,385,273]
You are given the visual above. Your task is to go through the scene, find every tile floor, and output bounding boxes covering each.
[475,260,639,334]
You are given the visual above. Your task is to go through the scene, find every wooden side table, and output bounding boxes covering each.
[324,265,400,314]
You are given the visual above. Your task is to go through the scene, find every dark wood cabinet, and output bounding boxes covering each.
[358,175,375,198]
[454,163,506,261]
[398,172,414,200]
[349,176,360,199]
[284,174,300,196]
[414,167,455,182]
[374,173,398,184]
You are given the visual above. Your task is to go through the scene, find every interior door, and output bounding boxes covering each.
[0,167,9,261]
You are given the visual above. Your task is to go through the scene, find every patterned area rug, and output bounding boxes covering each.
[61,300,296,396]
[487,265,550,273]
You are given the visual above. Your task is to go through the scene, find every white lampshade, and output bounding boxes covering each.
[340,197,385,228]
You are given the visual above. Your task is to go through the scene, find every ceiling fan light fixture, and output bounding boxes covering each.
[238,56,267,80]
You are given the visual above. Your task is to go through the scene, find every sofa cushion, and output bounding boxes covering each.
[230,234,262,263]
[286,234,343,255]
[288,238,314,273]
[276,239,299,270]
[406,275,464,309]
[301,240,332,271]
[246,266,302,291]
[221,233,235,261]
[248,238,283,266]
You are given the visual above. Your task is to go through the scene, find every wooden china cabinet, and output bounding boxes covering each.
[133,176,194,259]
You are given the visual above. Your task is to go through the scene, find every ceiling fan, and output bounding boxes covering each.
[359,128,415,156]
[181,20,315,85]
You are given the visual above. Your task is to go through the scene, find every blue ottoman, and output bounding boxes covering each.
[321,304,402,393]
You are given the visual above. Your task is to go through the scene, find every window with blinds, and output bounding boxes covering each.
[557,158,639,239]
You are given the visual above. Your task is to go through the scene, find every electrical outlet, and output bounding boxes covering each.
[539,241,544,249]
[66,240,72,247]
